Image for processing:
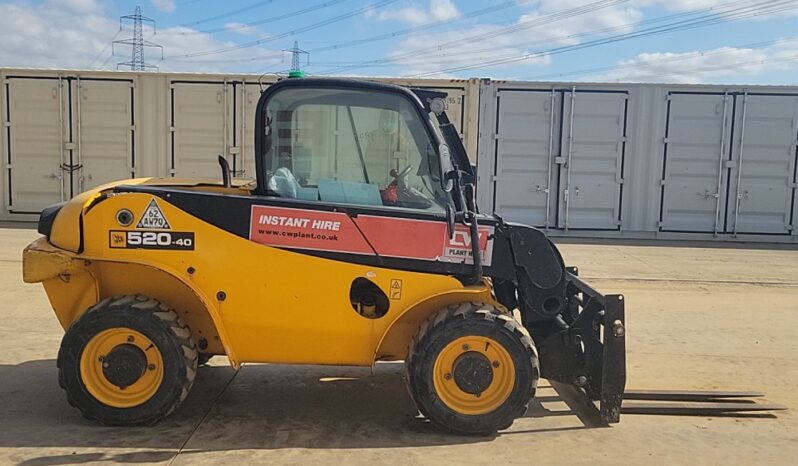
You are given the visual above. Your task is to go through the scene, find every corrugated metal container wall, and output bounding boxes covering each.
[168,78,274,179]
[477,80,798,243]
[2,74,137,216]
[1,69,796,243]
[166,77,477,180]
[0,69,477,222]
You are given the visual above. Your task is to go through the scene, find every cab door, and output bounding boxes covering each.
[234,88,492,365]
[250,85,494,268]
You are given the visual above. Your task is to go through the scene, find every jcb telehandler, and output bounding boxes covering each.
[26,77,722,435]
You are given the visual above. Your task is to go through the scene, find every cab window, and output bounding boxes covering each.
[262,87,450,212]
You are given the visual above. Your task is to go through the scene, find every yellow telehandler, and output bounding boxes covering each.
[23,77,632,434]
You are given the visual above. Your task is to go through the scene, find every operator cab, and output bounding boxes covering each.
[254,79,463,214]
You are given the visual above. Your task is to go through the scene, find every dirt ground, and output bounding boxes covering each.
[1,227,796,465]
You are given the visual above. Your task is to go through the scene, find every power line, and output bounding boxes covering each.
[159,0,353,36]
[163,0,515,67]
[312,0,795,77]
[182,0,280,27]
[350,4,741,71]
[521,36,798,81]
[98,51,118,70]
[163,0,400,60]
[409,0,798,77]
[406,0,798,77]
[314,0,633,75]
[393,0,632,65]
[522,36,798,80]
[629,53,798,82]
[320,8,709,71]
[307,0,518,54]
[165,52,286,64]
[86,29,122,69]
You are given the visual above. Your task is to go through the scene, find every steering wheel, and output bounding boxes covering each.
[394,164,414,187]
[393,164,433,209]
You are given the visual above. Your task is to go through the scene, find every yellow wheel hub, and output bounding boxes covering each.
[79,328,164,408]
[433,335,516,415]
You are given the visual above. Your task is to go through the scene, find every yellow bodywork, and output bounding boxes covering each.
[23,180,501,369]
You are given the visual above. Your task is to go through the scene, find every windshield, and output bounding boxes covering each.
[262,87,450,212]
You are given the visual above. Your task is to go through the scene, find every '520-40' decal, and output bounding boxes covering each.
[109,231,195,250]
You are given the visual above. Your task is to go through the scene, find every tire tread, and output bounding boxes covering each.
[57,294,197,426]
[405,302,539,435]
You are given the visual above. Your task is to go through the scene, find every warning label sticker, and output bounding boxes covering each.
[137,199,171,229]
[389,279,402,300]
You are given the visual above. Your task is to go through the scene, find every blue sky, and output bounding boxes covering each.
[1,0,797,84]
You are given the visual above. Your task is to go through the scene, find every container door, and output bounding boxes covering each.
[557,90,627,230]
[492,89,561,228]
[171,81,232,178]
[659,93,733,233]
[73,78,134,194]
[5,77,67,213]
[727,93,798,235]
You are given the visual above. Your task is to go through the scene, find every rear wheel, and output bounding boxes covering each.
[57,295,197,426]
[406,302,539,435]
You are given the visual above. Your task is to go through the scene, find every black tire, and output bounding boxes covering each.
[406,302,539,435]
[57,295,198,426]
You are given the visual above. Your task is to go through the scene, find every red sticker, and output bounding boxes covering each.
[354,216,446,260]
[353,215,494,266]
[249,206,374,255]
[249,206,494,266]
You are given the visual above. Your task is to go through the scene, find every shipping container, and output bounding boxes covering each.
[477,80,798,243]
[2,68,796,243]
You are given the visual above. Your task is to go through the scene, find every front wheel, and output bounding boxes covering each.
[406,303,539,435]
[57,295,198,426]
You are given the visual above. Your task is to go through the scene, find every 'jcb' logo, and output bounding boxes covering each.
[109,231,127,248]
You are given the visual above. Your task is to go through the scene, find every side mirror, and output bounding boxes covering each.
[439,143,454,192]
[445,204,455,240]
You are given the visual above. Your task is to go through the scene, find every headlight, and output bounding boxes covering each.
[37,202,66,238]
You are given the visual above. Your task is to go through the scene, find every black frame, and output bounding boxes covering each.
[537,267,626,424]
[253,78,452,199]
